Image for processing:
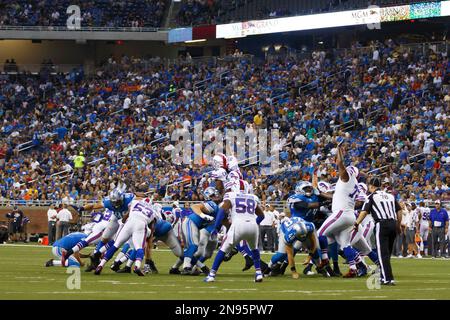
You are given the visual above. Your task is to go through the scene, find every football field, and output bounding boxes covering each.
[1,244,450,300]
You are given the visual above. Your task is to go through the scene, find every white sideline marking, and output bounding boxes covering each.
[222,288,257,291]
[1,291,158,295]
[354,296,387,299]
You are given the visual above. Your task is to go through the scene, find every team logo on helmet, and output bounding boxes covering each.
[203,187,219,200]
[109,189,124,208]
[346,165,360,178]
[358,182,368,194]
[318,181,332,193]
[292,221,308,241]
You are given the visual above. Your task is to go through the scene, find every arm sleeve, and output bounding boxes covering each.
[361,194,373,214]
[213,208,226,232]
[293,201,309,210]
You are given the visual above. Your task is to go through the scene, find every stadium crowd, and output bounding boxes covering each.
[0,39,449,209]
[0,0,166,28]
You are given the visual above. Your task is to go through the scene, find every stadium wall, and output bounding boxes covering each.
[0,207,79,234]
[0,40,180,69]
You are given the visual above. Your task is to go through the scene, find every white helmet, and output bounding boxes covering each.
[163,210,175,224]
[224,179,240,193]
[212,153,228,170]
[346,165,359,178]
[318,181,332,193]
[227,155,239,172]
[358,182,368,194]
[227,170,241,182]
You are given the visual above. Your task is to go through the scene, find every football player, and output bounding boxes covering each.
[204,180,265,283]
[317,145,361,278]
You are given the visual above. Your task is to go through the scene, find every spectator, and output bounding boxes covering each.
[73,152,85,172]
[47,204,58,245]
[56,204,72,240]
[259,203,276,252]
[404,202,420,258]
[5,206,23,242]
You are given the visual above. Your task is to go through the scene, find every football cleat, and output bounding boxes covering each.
[303,263,313,275]
[94,265,103,275]
[204,275,216,282]
[279,261,288,275]
[169,267,181,275]
[260,260,269,274]
[110,261,122,272]
[357,264,368,277]
[117,266,132,273]
[333,262,342,276]
[85,264,96,272]
[255,273,263,283]
[190,268,201,276]
[201,265,210,275]
[316,266,331,277]
[45,259,54,267]
[133,267,145,277]
[146,259,158,274]
[242,255,254,271]
[181,267,192,275]
[224,247,238,262]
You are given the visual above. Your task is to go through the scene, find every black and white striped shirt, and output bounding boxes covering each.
[362,189,401,222]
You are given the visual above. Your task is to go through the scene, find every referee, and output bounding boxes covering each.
[354,177,403,286]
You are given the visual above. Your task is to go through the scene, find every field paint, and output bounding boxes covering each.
[1,290,158,294]
[353,296,387,299]
[222,288,257,291]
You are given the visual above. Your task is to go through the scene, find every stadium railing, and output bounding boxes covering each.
[1,63,82,75]
[0,25,167,32]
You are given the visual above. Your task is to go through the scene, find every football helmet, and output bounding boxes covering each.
[295,181,314,197]
[109,189,124,208]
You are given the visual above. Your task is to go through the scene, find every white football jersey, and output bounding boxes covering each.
[332,172,359,213]
[223,191,260,223]
[211,168,227,182]
[226,169,243,182]
[418,206,431,225]
[128,199,157,224]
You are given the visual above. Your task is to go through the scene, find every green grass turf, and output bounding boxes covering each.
[1,244,450,300]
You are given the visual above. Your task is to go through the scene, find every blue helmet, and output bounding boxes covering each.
[203,187,219,200]
[295,181,314,197]
[109,189,124,208]
[293,221,308,241]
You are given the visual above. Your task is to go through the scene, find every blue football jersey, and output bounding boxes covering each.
[154,220,172,238]
[53,232,87,250]
[281,217,315,244]
[187,200,219,229]
[103,193,135,219]
[287,194,320,222]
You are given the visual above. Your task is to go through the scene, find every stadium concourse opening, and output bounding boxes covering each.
[0,1,449,308]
